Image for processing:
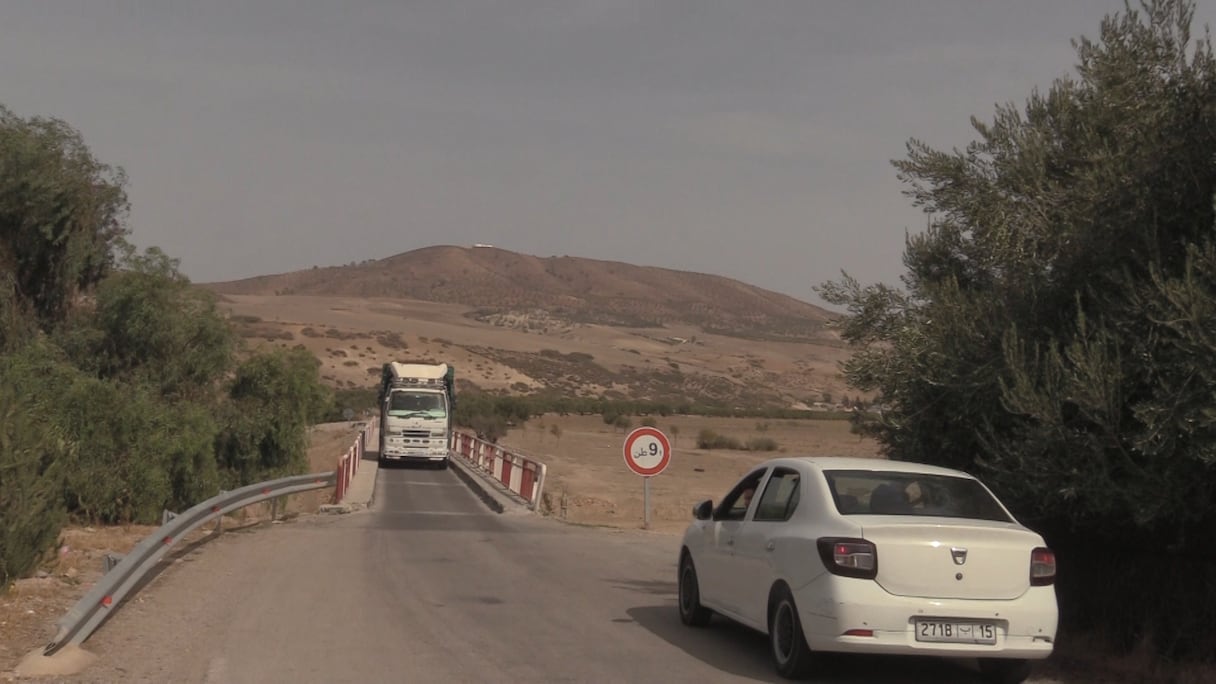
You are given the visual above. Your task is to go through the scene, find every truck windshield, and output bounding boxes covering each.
[388,392,446,417]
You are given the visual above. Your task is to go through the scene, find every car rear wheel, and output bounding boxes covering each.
[977,658,1032,684]
[677,555,712,627]
[769,586,815,680]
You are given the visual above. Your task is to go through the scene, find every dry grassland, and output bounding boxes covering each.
[497,413,882,533]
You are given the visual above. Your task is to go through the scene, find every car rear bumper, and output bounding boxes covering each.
[796,575,1058,659]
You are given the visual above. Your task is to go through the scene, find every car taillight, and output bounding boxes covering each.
[817,538,878,579]
[1030,547,1056,586]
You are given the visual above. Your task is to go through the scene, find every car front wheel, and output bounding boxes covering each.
[677,554,712,627]
[769,585,815,679]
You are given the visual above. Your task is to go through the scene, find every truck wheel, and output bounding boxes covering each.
[438,459,449,470]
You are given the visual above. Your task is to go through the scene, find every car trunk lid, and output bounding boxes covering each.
[860,519,1041,600]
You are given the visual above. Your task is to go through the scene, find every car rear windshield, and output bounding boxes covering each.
[823,470,1013,522]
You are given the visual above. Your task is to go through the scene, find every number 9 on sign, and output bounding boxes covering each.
[623,427,671,477]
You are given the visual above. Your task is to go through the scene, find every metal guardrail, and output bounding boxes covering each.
[450,430,547,510]
[334,421,372,503]
[42,470,337,656]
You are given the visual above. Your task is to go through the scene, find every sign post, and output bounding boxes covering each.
[623,426,672,529]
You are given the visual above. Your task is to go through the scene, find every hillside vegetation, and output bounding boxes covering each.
[212,292,860,412]
[0,105,331,586]
[203,245,837,341]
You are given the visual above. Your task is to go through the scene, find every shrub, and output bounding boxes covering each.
[376,332,408,350]
[0,383,68,585]
[746,437,779,452]
[697,429,741,450]
[214,347,332,486]
[57,377,172,523]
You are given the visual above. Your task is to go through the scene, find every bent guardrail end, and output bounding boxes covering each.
[44,624,71,656]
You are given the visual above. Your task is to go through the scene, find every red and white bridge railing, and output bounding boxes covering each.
[450,430,547,510]
[334,421,374,504]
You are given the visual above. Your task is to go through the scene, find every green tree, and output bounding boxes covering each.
[821,0,1216,526]
[817,0,1216,660]
[56,377,173,523]
[214,347,332,485]
[0,105,129,345]
[57,245,235,402]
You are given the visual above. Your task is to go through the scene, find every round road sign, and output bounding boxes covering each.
[623,426,672,477]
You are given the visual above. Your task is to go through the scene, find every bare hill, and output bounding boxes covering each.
[203,245,836,341]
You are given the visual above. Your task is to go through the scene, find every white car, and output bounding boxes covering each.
[677,457,1058,683]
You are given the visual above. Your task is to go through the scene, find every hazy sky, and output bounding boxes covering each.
[4,1,1212,306]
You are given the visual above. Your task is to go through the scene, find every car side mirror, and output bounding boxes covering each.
[693,499,713,520]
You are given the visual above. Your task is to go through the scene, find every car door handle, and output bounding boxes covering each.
[766,541,775,552]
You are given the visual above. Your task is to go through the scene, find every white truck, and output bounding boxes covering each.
[377,361,456,469]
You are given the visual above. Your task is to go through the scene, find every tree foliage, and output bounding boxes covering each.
[0,381,68,585]
[214,347,333,486]
[0,104,129,344]
[57,245,235,402]
[0,103,332,581]
[817,0,1216,659]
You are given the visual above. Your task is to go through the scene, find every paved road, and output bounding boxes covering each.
[60,461,1057,683]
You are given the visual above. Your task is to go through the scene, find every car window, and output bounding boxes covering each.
[753,468,800,522]
[714,468,768,521]
[823,470,1014,522]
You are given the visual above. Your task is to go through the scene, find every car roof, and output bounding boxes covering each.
[760,456,979,479]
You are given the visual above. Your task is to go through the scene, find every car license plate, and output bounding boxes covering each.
[914,619,997,644]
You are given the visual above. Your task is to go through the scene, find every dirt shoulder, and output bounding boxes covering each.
[0,421,364,675]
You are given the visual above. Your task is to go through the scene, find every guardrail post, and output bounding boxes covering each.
[101,553,123,574]
[335,455,347,503]
[215,490,228,533]
[534,462,547,512]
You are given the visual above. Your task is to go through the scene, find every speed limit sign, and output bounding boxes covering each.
[623,426,671,477]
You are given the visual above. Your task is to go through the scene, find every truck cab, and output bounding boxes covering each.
[378,362,455,468]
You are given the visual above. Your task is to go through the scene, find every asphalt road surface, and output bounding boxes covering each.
[59,462,1061,683]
